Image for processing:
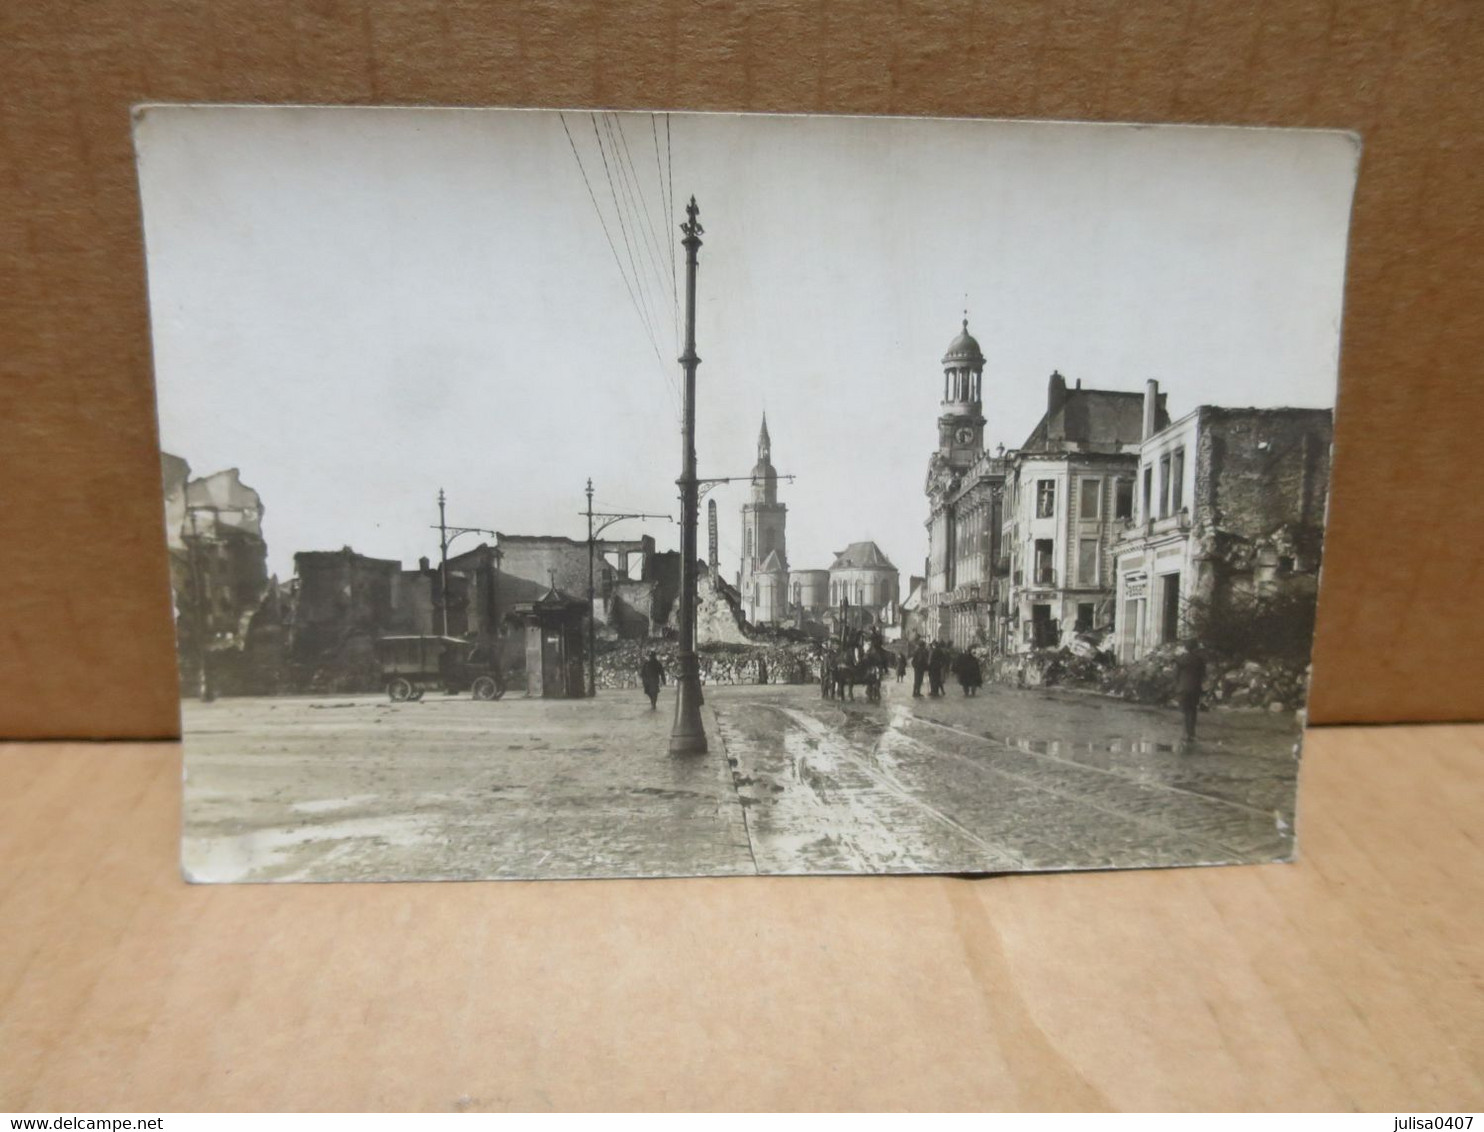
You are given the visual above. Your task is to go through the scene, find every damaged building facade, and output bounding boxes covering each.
[1113,405,1333,661]
[285,532,678,690]
[162,454,275,695]
[916,311,1331,665]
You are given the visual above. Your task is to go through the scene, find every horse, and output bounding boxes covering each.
[826,644,892,703]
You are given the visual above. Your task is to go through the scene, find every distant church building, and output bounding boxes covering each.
[828,542,900,627]
[739,415,789,624]
[735,414,901,633]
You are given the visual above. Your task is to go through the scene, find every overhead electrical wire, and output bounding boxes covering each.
[591,115,665,367]
[612,114,676,346]
[559,111,680,417]
[604,114,675,363]
[654,114,680,356]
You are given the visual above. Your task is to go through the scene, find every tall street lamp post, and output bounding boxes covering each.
[670,196,708,755]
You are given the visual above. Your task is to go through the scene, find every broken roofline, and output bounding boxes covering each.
[1140,404,1335,446]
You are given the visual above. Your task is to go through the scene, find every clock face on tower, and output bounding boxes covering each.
[955,426,976,445]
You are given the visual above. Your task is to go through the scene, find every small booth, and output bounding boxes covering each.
[513,585,589,698]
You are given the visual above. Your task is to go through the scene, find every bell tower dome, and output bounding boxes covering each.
[938,317,986,468]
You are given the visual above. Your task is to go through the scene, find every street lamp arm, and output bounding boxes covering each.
[589,512,671,538]
[694,473,797,501]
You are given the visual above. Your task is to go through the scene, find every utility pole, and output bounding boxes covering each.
[432,489,498,639]
[670,196,707,755]
[583,478,668,698]
[438,489,449,636]
[184,507,214,702]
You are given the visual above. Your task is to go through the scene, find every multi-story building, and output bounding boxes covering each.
[1113,405,1332,661]
[922,320,1008,647]
[999,374,1164,653]
[162,455,273,694]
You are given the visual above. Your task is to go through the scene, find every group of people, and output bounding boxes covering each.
[640,636,1209,742]
[907,639,983,698]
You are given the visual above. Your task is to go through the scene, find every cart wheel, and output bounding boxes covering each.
[388,678,414,702]
[471,676,503,701]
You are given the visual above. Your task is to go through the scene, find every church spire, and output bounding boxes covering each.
[758,413,771,461]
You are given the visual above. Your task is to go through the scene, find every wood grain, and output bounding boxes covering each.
[1,724,1479,1111]
[1,1,1481,733]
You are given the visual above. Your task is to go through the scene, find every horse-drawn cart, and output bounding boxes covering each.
[375,635,505,702]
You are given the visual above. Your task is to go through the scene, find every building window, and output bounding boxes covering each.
[1171,448,1185,512]
[1142,466,1153,521]
[1079,478,1101,519]
[1033,539,1054,586]
[1078,538,1100,585]
[1036,480,1055,518]
[1115,478,1133,519]
[745,529,752,558]
[1076,603,1094,631]
[1158,454,1172,517]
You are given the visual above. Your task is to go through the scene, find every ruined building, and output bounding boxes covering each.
[1112,405,1333,661]
[162,454,274,695]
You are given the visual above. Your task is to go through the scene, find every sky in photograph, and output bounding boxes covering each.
[137,107,1358,583]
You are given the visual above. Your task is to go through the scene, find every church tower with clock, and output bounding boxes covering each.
[937,318,987,469]
[922,315,1003,649]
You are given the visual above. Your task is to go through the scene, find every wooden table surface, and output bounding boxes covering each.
[2,725,1481,1112]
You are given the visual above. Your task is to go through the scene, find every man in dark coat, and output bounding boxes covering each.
[1173,639,1207,741]
[910,640,929,698]
[639,650,666,710]
[895,651,907,683]
[927,642,948,697]
[954,649,983,696]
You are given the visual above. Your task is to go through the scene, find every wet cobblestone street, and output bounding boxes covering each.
[717,680,1298,875]
[182,681,1299,882]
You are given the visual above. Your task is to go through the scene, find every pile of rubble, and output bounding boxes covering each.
[983,643,1309,712]
[593,640,825,689]
[1097,646,1309,712]
[983,646,1110,690]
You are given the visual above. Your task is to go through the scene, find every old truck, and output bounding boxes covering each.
[374,635,505,702]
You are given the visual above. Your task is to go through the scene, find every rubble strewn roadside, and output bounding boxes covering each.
[594,640,826,689]
[981,643,1309,712]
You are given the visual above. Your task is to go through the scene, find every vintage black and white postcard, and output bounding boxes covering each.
[135,107,1358,882]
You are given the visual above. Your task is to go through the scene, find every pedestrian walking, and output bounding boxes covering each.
[927,641,947,697]
[895,651,907,683]
[910,640,929,698]
[1174,639,1207,741]
[954,649,982,696]
[639,650,666,710]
